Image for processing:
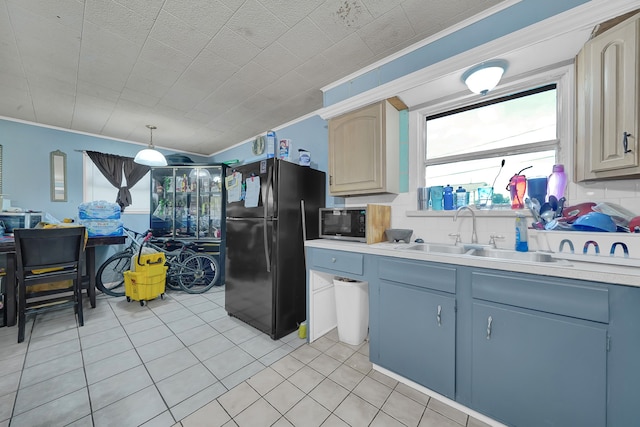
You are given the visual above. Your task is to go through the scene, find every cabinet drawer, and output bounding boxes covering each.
[472,271,609,323]
[378,258,456,294]
[311,249,363,276]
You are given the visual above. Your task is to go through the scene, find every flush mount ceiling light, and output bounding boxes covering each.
[462,60,508,95]
[134,125,167,166]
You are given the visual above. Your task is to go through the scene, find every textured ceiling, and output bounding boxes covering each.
[0,0,505,155]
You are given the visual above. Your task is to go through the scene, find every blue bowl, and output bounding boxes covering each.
[572,212,616,232]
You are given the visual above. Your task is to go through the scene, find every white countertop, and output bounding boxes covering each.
[305,239,640,287]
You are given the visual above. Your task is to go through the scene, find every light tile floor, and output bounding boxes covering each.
[0,287,494,427]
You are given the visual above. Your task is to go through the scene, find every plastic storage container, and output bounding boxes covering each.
[298,149,310,166]
[266,130,277,158]
[78,200,123,237]
[509,175,527,209]
[443,185,454,210]
[333,277,369,345]
[417,187,430,210]
[547,164,567,201]
[476,186,493,208]
[455,186,468,208]
[430,186,444,210]
[527,177,548,207]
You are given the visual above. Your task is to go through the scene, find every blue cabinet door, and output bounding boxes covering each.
[378,280,456,398]
[471,301,607,427]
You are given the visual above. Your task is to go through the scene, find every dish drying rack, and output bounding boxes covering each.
[531,229,640,267]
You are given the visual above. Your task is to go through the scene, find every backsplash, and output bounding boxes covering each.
[342,177,640,252]
[571,179,640,214]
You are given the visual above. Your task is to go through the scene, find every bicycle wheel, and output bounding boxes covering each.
[96,252,131,297]
[165,249,197,291]
[176,254,220,294]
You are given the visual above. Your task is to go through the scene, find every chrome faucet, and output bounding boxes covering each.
[453,206,478,244]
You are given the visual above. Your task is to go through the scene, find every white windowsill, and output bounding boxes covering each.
[406,209,533,218]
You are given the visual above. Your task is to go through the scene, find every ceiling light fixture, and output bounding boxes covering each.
[462,60,508,95]
[134,125,167,166]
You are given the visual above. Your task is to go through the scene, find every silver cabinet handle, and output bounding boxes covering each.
[487,316,493,340]
[437,305,442,326]
[623,132,633,154]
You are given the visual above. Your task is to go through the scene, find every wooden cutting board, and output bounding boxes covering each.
[366,204,391,244]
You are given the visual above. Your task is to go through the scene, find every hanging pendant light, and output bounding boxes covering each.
[134,125,167,166]
[462,60,508,95]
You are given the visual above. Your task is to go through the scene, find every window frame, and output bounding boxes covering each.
[82,152,151,214]
[413,63,574,190]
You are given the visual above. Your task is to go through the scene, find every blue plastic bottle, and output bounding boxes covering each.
[443,185,454,210]
[266,130,277,158]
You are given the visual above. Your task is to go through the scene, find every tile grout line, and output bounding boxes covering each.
[12,314,91,425]
[5,291,238,426]
[111,293,197,425]
[9,317,33,423]
[4,291,482,427]
[110,290,264,422]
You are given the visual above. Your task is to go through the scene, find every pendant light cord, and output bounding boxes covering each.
[146,125,157,149]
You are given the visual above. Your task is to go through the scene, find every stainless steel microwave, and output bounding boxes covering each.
[319,207,367,242]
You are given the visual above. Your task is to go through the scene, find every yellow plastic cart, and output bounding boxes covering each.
[123,252,166,306]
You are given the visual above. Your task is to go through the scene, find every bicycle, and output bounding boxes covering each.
[96,227,221,296]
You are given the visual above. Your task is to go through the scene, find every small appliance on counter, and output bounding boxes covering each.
[0,211,43,233]
[319,204,390,244]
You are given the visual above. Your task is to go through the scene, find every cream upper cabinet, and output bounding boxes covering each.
[576,13,640,181]
[328,100,399,196]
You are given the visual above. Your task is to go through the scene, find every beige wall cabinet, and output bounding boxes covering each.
[576,13,640,181]
[328,100,399,196]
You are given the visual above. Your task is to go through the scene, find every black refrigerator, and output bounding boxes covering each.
[225,158,326,339]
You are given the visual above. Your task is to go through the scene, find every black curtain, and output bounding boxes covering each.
[86,151,150,211]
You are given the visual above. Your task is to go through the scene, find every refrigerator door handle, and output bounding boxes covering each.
[300,199,307,242]
[263,164,273,272]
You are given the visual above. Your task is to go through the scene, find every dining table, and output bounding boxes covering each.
[0,234,125,327]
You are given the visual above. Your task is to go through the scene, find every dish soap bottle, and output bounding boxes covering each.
[515,213,529,252]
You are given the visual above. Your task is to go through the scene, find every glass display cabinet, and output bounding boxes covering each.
[149,164,226,282]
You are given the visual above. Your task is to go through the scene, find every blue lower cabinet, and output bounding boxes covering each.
[309,248,638,426]
[378,280,456,398]
[374,258,456,399]
[471,301,607,427]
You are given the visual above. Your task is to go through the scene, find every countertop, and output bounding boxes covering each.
[305,239,640,287]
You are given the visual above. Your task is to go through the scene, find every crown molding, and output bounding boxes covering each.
[319,0,639,120]
[320,0,522,92]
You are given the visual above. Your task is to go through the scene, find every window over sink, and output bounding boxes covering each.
[423,84,559,206]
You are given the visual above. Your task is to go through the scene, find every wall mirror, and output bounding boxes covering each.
[50,150,67,202]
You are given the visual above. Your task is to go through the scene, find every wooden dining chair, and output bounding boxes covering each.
[14,227,86,343]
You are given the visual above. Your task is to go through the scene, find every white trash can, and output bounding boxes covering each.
[333,277,369,345]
